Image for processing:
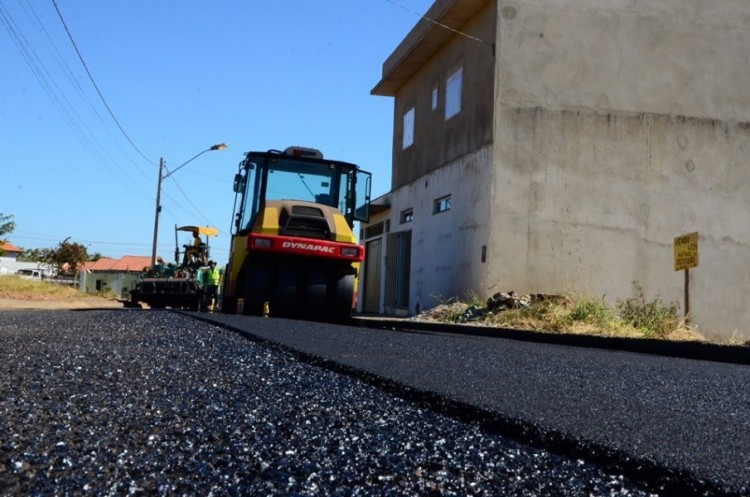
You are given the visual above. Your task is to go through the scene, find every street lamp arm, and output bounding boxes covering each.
[151,142,228,267]
[164,143,228,179]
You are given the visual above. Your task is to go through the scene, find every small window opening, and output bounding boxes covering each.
[434,195,452,214]
[403,107,415,149]
[400,209,414,224]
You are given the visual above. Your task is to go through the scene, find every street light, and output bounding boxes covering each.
[151,143,228,267]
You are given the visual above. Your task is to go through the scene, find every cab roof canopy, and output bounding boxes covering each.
[177,225,218,236]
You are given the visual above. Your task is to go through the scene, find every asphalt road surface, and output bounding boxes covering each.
[0,310,747,495]
[201,312,750,496]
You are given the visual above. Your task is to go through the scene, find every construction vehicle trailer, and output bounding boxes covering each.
[125,225,217,310]
[222,147,371,322]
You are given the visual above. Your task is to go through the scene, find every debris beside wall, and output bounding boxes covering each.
[410,291,706,343]
[412,301,469,322]
[413,291,571,324]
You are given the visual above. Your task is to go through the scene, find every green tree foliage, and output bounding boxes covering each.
[18,248,44,262]
[21,247,104,263]
[0,213,15,255]
[42,238,89,275]
[0,213,15,238]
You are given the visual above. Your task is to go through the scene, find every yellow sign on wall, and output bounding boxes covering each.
[674,232,699,271]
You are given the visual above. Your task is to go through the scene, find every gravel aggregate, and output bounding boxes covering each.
[1,310,665,495]
[203,312,750,496]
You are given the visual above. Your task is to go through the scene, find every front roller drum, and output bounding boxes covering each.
[268,265,354,323]
[298,269,328,321]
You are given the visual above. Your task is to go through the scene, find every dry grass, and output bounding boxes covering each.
[0,276,121,310]
[0,275,85,300]
[413,292,707,343]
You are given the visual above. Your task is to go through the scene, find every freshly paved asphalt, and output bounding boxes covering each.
[196,312,750,495]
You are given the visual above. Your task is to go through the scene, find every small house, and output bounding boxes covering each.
[79,255,152,299]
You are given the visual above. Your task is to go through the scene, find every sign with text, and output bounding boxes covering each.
[674,232,699,271]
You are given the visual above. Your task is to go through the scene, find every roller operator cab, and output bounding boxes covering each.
[222,147,371,322]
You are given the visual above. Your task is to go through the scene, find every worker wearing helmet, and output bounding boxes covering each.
[205,260,221,312]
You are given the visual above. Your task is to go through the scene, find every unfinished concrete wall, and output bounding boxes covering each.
[491,0,750,338]
[496,0,750,120]
[391,145,493,314]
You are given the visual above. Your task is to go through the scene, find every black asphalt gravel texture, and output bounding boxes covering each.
[0,310,684,496]
[200,312,750,496]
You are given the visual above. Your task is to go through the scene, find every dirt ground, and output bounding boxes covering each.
[0,296,124,311]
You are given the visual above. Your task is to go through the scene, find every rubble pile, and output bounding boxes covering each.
[414,291,571,324]
[410,301,468,322]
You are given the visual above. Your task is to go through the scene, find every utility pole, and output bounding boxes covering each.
[151,158,164,267]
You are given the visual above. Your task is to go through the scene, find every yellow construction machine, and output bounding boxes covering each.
[221,147,371,322]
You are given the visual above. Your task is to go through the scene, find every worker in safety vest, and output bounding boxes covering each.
[205,260,221,312]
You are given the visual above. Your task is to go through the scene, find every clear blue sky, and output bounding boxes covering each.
[1,0,432,265]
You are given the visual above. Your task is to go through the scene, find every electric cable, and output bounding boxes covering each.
[0,1,152,197]
[23,0,153,186]
[384,0,493,46]
[50,0,156,165]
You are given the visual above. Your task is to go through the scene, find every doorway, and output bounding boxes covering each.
[384,230,411,313]
[363,238,382,313]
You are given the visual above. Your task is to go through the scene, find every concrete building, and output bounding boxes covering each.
[363,0,750,338]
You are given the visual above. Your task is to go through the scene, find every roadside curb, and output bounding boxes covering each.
[353,317,750,366]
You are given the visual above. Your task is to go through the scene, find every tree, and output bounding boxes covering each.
[43,238,89,276]
[0,213,15,255]
[0,213,14,238]
[18,248,44,262]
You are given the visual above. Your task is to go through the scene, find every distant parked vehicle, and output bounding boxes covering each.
[16,269,42,279]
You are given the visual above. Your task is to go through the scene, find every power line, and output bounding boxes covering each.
[22,0,153,186]
[50,0,155,165]
[163,171,215,227]
[0,1,152,198]
[12,230,152,247]
[384,0,493,47]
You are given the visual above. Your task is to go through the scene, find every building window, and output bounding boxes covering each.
[445,67,462,120]
[402,107,415,149]
[434,195,452,214]
[431,85,438,110]
[400,209,414,224]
